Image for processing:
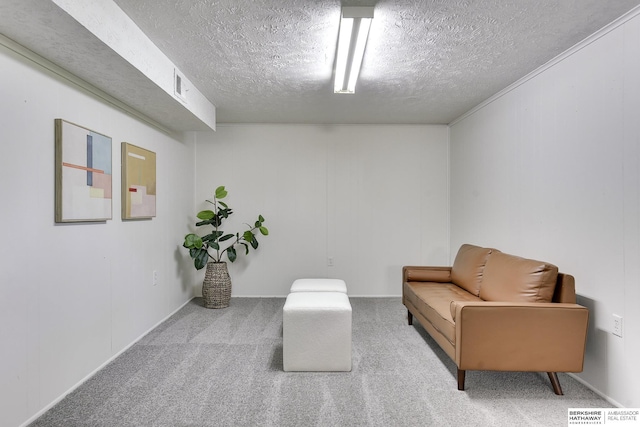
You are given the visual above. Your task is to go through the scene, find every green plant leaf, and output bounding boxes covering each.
[201,232,221,242]
[197,210,215,220]
[194,249,209,270]
[184,186,271,270]
[218,208,232,218]
[215,186,227,199]
[227,246,237,262]
[184,233,203,249]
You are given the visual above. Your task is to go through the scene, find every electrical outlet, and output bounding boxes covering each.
[328,257,334,267]
[153,270,158,287]
[613,314,623,337]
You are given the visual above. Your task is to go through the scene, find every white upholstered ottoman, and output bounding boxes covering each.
[289,278,347,293]
[283,291,352,372]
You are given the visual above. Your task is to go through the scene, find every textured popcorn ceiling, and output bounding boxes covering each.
[0,0,216,131]
[3,0,640,126]
[110,0,640,124]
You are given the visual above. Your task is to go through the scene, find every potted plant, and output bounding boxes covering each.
[183,186,269,308]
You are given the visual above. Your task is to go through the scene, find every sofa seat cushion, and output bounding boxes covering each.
[451,244,494,296]
[480,251,559,303]
[404,281,482,345]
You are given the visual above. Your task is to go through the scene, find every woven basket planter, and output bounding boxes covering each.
[202,262,232,309]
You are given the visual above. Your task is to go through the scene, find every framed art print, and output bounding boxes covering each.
[55,119,112,222]
[122,142,156,219]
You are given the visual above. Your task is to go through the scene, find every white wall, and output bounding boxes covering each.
[193,124,449,296]
[0,44,196,427]
[449,12,640,407]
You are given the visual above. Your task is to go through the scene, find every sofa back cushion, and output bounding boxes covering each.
[451,244,493,296]
[479,251,559,302]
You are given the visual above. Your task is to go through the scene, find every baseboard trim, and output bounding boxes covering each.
[567,373,623,408]
[20,297,196,427]
[21,296,619,427]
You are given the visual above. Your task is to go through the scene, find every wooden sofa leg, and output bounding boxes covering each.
[407,310,413,325]
[458,369,466,391]
[548,372,563,395]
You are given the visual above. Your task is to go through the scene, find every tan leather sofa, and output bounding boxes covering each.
[402,244,588,395]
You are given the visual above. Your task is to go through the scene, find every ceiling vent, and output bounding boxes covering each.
[174,69,187,102]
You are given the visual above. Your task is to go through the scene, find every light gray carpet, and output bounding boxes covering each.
[30,297,610,427]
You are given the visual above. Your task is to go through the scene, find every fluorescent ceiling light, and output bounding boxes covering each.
[334,6,374,94]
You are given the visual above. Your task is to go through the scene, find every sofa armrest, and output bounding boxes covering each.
[452,301,588,372]
[403,266,452,283]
